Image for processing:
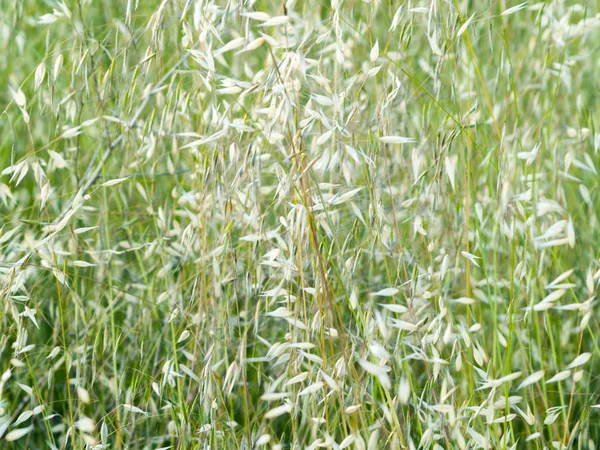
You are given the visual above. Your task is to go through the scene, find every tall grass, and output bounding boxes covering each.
[1,0,600,448]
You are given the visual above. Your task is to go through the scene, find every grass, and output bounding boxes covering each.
[1,0,600,448]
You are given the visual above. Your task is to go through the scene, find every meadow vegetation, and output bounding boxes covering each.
[1,0,600,448]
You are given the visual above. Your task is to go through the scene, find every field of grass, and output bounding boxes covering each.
[1,0,600,448]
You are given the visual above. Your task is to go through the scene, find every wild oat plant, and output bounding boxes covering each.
[1,0,600,449]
